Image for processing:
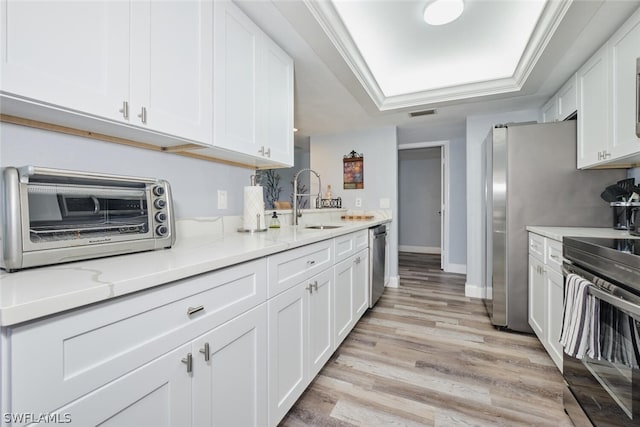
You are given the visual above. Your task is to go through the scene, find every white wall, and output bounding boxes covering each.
[0,123,253,218]
[398,148,441,251]
[310,126,399,282]
[465,109,539,297]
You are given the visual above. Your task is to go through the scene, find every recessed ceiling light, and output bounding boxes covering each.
[423,0,464,26]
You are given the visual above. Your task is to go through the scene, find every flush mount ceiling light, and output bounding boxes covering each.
[423,0,464,26]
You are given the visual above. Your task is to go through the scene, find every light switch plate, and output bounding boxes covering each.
[217,190,228,209]
[355,198,362,207]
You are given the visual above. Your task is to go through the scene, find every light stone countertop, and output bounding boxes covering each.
[0,213,390,327]
[525,226,638,242]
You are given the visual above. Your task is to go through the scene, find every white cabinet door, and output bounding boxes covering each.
[0,0,130,122]
[135,0,212,143]
[528,255,546,340]
[352,249,369,322]
[334,257,355,349]
[541,97,558,123]
[546,269,564,372]
[193,304,267,427]
[213,0,260,158]
[557,74,578,121]
[610,10,640,160]
[53,343,192,427]
[260,36,294,166]
[267,282,307,427]
[577,45,611,168]
[307,268,333,380]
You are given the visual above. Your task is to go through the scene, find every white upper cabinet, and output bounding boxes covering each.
[1,0,212,146]
[557,73,578,121]
[0,0,130,121]
[541,97,558,123]
[577,45,610,169]
[577,7,640,168]
[610,10,640,160]
[132,0,213,144]
[209,0,294,167]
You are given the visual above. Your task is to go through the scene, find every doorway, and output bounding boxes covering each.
[397,141,450,271]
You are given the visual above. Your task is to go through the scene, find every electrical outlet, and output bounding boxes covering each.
[217,190,228,210]
[355,198,362,207]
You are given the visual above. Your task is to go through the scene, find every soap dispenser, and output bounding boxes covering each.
[269,211,280,229]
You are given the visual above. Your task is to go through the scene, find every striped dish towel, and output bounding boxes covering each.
[560,273,600,359]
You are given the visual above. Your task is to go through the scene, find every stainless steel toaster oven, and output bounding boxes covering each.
[1,166,175,271]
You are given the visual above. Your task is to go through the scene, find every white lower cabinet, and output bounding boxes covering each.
[527,232,563,372]
[334,248,369,348]
[267,267,333,427]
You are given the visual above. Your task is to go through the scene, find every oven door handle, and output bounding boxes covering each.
[588,285,640,319]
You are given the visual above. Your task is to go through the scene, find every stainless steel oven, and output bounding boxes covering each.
[563,237,640,426]
[1,166,175,271]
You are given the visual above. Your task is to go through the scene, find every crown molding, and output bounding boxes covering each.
[303,0,573,111]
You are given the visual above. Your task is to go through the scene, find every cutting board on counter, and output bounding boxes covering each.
[341,215,375,220]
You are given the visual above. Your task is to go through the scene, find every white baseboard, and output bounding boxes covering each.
[445,263,467,275]
[398,245,441,254]
[465,282,486,299]
[385,276,399,288]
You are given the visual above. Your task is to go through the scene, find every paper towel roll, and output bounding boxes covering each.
[243,186,266,230]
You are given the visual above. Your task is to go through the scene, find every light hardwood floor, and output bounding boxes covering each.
[279,252,573,426]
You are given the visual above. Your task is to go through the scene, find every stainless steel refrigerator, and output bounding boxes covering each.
[482,121,625,332]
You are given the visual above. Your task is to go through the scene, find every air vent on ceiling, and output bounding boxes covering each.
[409,109,436,118]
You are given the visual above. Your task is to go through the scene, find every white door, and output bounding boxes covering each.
[192,304,267,427]
[213,0,260,157]
[307,269,333,379]
[54,343,192,426]
[260,36,294,166]
[334,258,354,348]
[0,0,129,122]
[135,0,212,143]
[267,282,307,426]
[352,249,369,321]
[610,12,640,159]
[577,45,610,168]
[546,269,564,371]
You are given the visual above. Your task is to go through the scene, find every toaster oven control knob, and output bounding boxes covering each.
[155,212,167,222]
[154,198,166,209]
[153,185,166,197]
[156,224,169,237]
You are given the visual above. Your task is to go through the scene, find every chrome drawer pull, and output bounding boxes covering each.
[313,281,318,291]
[119,101,129,119]
[182,353,193,373]
[199,342,210,362]
[305,284,314,293]
[187,305,205,316]
[306,260,316,266]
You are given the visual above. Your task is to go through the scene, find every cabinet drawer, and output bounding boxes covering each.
[528,233,545,260]
[335,230,369,263]
[546,238,563,273]
[268,240,333,297]
[9,259,266,419]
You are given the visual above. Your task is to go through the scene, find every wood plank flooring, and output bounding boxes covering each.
[279,252,573,426]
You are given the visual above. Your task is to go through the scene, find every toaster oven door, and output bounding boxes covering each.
[22,182,154,251]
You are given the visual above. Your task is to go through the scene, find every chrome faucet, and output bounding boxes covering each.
[292,168,321,226]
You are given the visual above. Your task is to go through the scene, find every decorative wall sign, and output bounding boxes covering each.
[343,150,363,189]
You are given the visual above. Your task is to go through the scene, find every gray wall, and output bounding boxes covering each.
[310,126,399,281]
[0,123,253,218]
[628,167,640,182]
[398,148,441,250]
[397,130,467,267]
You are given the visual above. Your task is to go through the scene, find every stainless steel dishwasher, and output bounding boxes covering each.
[369,224,387,308]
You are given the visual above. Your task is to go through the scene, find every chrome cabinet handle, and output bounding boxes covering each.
[354,256,361,265]
[119,101,129,119]
[306,281,318,293]
[306,260,316,266]
[550,254,560,261]
[199,343,210,362]
[305,284,314,293]
[181,353,193,373]
[312,281,318,291]
[265,147,271,158]
[187,305,205,316]
[138,106,147,124]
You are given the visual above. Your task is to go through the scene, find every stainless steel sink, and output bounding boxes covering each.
[304,225,343,230]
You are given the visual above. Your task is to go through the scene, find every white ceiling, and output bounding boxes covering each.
[236,0,640,143]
